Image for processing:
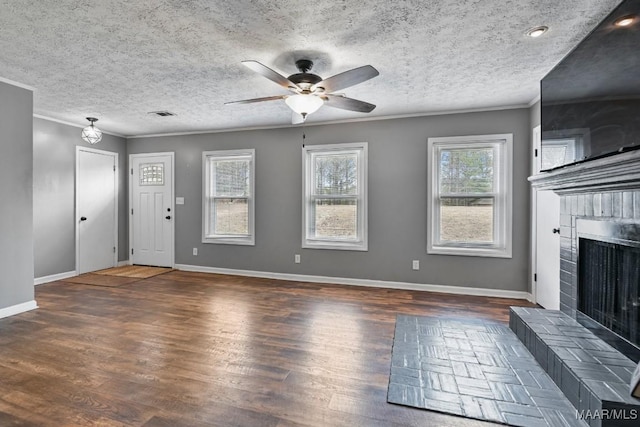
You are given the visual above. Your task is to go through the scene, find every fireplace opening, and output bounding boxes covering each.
[577,220,640,363]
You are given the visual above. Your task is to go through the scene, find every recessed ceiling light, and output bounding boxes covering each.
[526,26,549,38]
[614,15,636,27]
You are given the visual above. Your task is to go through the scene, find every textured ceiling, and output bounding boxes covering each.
[0,0,623,136]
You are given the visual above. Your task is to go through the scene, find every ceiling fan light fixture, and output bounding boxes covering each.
[81,117,102,144]
[285,94,324,116]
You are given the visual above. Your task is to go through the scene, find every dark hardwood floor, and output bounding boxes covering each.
[0,271,535,426]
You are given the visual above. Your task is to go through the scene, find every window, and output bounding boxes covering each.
[139,163,164,185]
[202,149,255,245]
[540,127,588,170]
[427,134,512,258]
[303,142,368,251]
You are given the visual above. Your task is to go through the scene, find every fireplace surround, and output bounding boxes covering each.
[529,149,640,337]
[526,149,640,423]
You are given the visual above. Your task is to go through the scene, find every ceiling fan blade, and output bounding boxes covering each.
[292,112,305,125]
[323,94,376,113]
[242,60,299,91]
[312,65,379,93]
[225,95,287,105]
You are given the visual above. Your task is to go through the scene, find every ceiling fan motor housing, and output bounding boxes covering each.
[288,72,322,88]
[295,59,314,73]
[288,59,323,90]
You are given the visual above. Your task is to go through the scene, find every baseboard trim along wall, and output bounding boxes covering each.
[34,270,77,286]
[0,300,38,319]
[117,260,130,267]
[175,264,534,301]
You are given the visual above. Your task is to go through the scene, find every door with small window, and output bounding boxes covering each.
[130,153,174,267]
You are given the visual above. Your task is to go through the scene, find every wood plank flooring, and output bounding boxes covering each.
[0,271,535,426]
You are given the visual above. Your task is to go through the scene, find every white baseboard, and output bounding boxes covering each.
[117,260,131,267]
[174,264,533,301]
[0,300,38,319]
[34,270,77,286]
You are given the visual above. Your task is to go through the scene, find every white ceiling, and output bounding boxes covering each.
[0,0,623,137]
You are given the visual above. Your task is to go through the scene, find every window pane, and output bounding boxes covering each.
[440,198,493,243]
[541,146,567,170]
[140,163,164,186]
[313,199,357,239]
[440,148,493,193]
[213,159,250,197]
[212,199,248,235]
[314,153,358,195]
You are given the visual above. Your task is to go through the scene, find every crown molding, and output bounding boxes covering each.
[33,114,126,138]
[128,104,530,139]
[0,76,35,91]
[528,94,541,107]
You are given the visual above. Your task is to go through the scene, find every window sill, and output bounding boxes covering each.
[303,241,368,251]
[428,245,511,258]
[202,237,255,246]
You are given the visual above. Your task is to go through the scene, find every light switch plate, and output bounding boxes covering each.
[176,197,185,205]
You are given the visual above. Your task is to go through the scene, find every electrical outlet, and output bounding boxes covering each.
[193,247,198,256]
[412,260,420,270]
[294,254,301,264]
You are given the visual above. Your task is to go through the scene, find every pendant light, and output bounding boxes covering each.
[81,117,102,144]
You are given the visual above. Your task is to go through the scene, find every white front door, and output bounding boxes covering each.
[130,153,174,267]
[535,189,561,309]
[77,147,118,274]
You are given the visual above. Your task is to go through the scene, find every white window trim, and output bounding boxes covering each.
[427,134,512,258]
[202,149,255,246]
[302,142,368,251]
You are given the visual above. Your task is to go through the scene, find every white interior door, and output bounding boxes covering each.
[535,189,561,309]
[531,124,561,309]
[77,147,117,274]
[130,153,174,267]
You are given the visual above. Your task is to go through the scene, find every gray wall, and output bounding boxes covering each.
[0,81,34,309]
[128,108,531,292]
[530,100,541,128]
[33,117,128,278]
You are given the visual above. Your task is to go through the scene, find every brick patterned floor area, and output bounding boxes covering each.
[387,315,587,427]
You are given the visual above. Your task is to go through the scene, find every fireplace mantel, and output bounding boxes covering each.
[528,149,640,194]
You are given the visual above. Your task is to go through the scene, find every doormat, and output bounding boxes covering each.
[387,315,586,427]
[61,273,141,287]
[94,265,174,279]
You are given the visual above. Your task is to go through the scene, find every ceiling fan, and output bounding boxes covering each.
[225,59,379,124]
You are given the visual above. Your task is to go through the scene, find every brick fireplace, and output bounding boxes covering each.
[530,149,640,348]
[523,149,640,425]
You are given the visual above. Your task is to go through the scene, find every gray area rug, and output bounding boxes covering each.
[387,315,587,427]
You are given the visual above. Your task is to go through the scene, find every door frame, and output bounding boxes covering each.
[75,146,119,273]
[530,125,541,305]
[128,152,175,267]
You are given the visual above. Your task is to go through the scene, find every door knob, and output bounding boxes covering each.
[552,228,560,234]
[165,215,171,220]
[80,216,87,221]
